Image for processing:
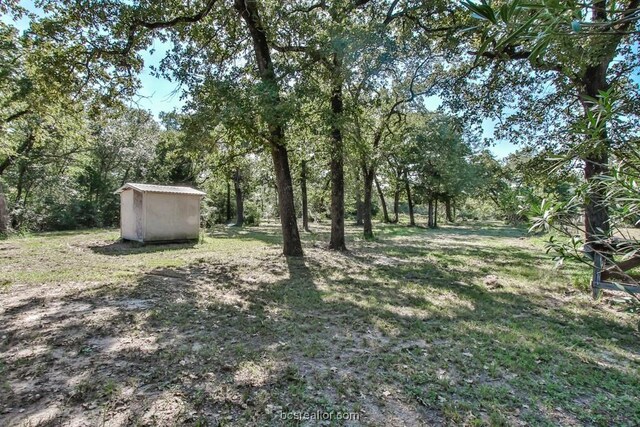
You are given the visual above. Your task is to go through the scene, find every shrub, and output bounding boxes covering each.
[244,201,261,226]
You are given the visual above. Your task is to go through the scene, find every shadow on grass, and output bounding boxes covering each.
[2,223,639,426]
[376,222,528,239]
[88,239,199,256]
[21,228,119,238]
[208,224,284,247]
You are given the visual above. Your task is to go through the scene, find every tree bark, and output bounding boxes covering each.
[226,180,232,222]
[404,173,415,226]
[355,179,364,227]
[434,199,438,228]
[0,183,8,234]
[233,169,244,227]
[580,62,611,245]
[329,54,346,251]
[375,175,390,223]
[363,166,374,238]
[583,152,609,242]
[273,183,279,217]
[445,198,454,222]
[11,161,28,230]
[392,187,400,223]
[428,199,434,228]
[235,0,302,256]
[301,160,310,232]
[271,143,303,255]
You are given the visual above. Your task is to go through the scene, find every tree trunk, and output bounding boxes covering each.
[580,63,611,246]
[11,162,28,230]
[271,143,303,256]
[355,167,363,225]
[329,54,346,251]
[392,187,400,223]
[235,0,302,256]
[434,199,438,228]
[226,180,232,222]
[404,173,415,227]
[233,169,244,227]
[375,175,390,223]
[583,152,609,242]
[445,198,454,222]
[0,183,8,234]
[273,183,279,217]
[1,132,34,231]
[428,199,434,228]
[301,160,310,232]
[355,198,364,225]
[363,166,374,239]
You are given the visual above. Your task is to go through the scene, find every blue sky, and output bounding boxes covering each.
[135,40,185,116]
[3,1,517,159]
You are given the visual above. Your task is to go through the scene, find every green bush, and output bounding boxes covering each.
[244,201,261,226]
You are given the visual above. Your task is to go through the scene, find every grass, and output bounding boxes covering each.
[1,220,639,426]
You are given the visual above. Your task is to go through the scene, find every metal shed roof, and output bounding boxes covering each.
[114,183,206,196]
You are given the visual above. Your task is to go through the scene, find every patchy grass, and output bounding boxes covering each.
[1,220,639,426]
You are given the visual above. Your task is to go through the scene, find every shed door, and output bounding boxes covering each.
[134,190,144,240]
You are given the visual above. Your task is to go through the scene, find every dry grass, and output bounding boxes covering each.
[1,221,639,426]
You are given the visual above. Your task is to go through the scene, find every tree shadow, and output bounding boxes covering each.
[2,225,640,426]
[208,225,284,247]
[376,222,528,239]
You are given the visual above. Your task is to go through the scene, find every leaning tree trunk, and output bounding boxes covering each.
[404,173,415,227]
[301,159,310,232]
[233,169,244,227]
[328,54,346,251]
[374,175,390,223]
[270,143,303,255]
[362,166,375,239]
[235,0,302,256]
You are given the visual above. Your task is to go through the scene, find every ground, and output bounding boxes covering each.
[1,221,639,426]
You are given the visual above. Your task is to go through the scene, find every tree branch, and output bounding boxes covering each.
[1,108,30,126]
[99,0,219,57]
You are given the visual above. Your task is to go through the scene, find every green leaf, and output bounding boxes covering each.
[528,37,550,61]
[495,10,541,51]
[462,1,498,24]
[476,34,494,58]
[499,0,522,23]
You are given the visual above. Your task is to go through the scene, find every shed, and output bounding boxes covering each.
[114,183,206,243]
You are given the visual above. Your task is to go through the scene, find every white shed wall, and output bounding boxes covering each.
[120,189,139,241]
[143,192,200,241]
